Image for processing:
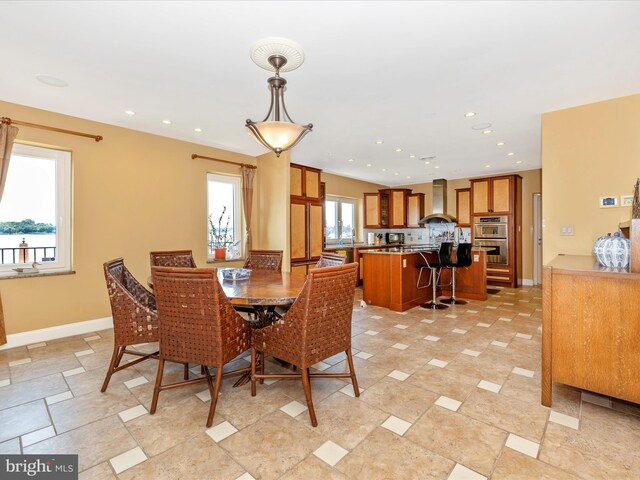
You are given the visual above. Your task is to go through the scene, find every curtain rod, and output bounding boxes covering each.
[191,154,257,169]
[1,116,103,142]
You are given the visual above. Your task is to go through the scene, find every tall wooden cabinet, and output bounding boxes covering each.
[290,163,323,272]
[407,193,425,228]
[470,174,522,288]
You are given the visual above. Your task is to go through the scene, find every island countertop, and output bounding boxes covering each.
[359,245,492,255]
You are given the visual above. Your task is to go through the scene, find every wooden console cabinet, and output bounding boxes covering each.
[542,255,640,406]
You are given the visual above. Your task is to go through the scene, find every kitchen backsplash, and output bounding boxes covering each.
[363,224,471,245]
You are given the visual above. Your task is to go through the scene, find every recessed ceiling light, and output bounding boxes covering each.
[376,140,384,144]
[35,74,68,87]
[434,166,440,169]
[394,172,399,176]
[425,161,431,165]
[348,158,354,162]
[464,112,476,117]
[162,119,172,125]
[472,123,492,130]
[366,163,372,167]
[485,164,491,168]
[382,168,387,172]
[483,129,493,134]
[194,128,203,132]
[406,175,411,179]
[507,152,515,156]
[409,155,416,159]
[395,148,402,152]
[496,142,505,146]
[515,160,523,164]
[124,110,136,116]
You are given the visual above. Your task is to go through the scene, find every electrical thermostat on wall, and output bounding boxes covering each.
[599,196,618,208]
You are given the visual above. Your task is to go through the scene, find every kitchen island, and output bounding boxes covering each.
[361,247,487,312]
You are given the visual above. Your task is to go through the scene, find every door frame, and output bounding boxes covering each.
[532,193,543,285]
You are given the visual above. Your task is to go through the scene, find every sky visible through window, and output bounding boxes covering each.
[0,155,56,224]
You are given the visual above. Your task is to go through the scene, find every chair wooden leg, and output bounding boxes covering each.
[345,349,360,397]
[301,367,318,427]
[201,365,206,375]
[250,347,257,397]
[101,345,124,393]
[183,363,189,380]
[150,358,165,415]
[259,351,265,384]
[207,367,224,428]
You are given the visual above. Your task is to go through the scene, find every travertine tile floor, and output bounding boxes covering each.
[1,286,640,479]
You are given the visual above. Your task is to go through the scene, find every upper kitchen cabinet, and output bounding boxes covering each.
[455,188,471,226]
[364,193,381,228]
[364,189,412,228]
[471,175,517,215]
[290,163,321,200]
[407,193,425,227]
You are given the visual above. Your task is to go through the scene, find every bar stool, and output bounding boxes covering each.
[417,242,453,310]
[441,243,473,305]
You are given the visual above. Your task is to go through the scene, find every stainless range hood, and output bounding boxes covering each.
[418,178,457,224]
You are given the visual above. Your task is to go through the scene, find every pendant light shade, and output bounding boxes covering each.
[246,38,312,157]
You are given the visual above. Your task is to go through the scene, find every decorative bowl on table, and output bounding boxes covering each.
[220,268,251,281]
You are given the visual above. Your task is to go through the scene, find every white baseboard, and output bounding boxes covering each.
[1,316,113,350]
[520,278,534,286]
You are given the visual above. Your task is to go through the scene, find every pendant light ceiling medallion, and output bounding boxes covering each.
[246,37,312,157]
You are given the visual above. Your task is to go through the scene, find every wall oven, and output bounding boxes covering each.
[474,238,509,265]
[474,216,509,265]
[474,216,508,238]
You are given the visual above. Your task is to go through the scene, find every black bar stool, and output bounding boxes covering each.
[417,242,452,310]
[441,243,473,305]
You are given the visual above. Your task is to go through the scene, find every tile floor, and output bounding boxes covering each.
[1,286,639,479]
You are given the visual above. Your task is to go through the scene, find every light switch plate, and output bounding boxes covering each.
[560,225,574,236]
[402,259,407,268]
[473,254,479,262]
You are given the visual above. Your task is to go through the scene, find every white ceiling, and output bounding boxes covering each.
[1,1,639,186]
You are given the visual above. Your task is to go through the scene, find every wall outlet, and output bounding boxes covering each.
[473,254,479,262]
[560,225,574,236]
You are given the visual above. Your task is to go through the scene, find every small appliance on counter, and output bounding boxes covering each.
[385,232,405,244]
[367,232,375,245]
[374,233,383,245]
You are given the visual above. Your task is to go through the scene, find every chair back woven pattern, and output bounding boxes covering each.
[151,267,251,367]
[456,243,473,268]
[243,250,283,272]
[150,250,197,268]
[104,258,158,346]
[314,252,347,269]
[253,263,358,368]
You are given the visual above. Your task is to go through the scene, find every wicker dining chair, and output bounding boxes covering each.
[149,250,197,268]
[243,250,283,272]
[250,262,360,427]
[101,258,161,392]
[314,252,347,269]
[150,266,252,427]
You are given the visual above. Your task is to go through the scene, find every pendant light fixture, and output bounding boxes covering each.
[246,38,312,157]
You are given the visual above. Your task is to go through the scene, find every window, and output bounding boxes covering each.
[207,173,242,260]
[0,143,71,273]
[325,196,356,244]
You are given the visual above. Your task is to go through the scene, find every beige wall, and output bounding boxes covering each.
[0,100,259,335]
[321,172,386,242]
[541,94,640,264]
[255,151,291,271]
[399,168,542,281]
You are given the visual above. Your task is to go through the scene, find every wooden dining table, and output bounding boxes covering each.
[147,268,308,320]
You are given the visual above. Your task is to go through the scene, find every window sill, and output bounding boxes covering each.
[0,270,76,280]
[206,258,245,265]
